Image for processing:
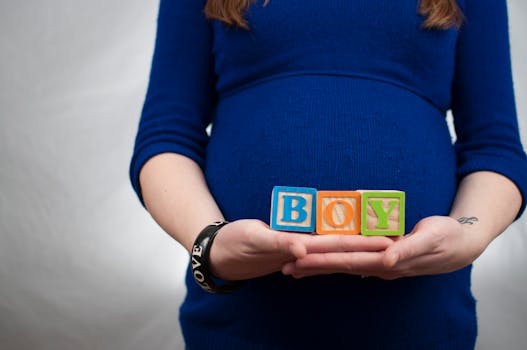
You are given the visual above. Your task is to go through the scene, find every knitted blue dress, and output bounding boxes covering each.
[130,0,527,348]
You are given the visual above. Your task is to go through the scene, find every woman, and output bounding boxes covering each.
[130,0,527,348]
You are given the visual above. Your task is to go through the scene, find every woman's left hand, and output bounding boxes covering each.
[282,215,489,280]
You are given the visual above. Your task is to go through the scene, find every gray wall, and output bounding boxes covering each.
[1,1,526,349]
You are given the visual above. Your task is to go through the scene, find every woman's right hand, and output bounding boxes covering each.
[208,219,394,281]
[208,219,308,280]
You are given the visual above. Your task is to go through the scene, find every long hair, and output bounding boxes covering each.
[204,0,464,30]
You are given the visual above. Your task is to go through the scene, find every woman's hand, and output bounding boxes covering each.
[282,216,488,280]
[380,215,487,279]
[209,219,394,281]
[208,219,306,280]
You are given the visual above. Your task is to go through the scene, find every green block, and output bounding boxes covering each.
[361,191,405,236]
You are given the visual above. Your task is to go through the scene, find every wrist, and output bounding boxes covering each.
[190,221,244,294]
[450,215,490,260]
[181,216,226,253]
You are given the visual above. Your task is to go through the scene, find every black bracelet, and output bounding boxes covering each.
[190,221,244,294]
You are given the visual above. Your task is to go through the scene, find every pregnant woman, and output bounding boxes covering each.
[130,0,527,348]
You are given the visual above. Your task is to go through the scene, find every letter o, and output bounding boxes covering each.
[193,270,205,283]
[324,200,353,228]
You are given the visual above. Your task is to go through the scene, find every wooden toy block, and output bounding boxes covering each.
[360,190,405,236]
[270,186,317,232]
[316,191,361,235]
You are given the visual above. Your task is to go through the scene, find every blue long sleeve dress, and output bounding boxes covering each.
[130,0,527,348]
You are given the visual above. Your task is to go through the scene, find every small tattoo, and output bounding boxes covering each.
[457,217,479,225]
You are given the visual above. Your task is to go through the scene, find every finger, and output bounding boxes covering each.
[282,251,386,276]
[284,265,383,279]
[383,227,438,268]
[381,251,450,280]
[289,239,308,259]
[299,234,394,254]
[257,227,308,259]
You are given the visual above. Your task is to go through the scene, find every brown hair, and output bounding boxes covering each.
[204,0,464,30]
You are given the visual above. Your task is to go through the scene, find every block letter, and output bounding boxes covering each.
[270,186,317,232]
[282,195,308,223]
[316,191,361,235]
[360,190,405,236]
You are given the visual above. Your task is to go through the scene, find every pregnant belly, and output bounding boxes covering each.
[205,74,457,231]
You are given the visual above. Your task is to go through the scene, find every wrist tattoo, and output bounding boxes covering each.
[457,216,479,225]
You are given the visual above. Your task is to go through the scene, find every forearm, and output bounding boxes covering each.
[449,171,522,250]
[139,152,224,253]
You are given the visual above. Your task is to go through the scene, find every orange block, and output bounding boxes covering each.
[316,191,361,235]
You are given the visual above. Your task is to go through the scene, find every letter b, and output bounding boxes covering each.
[281,195,308,223]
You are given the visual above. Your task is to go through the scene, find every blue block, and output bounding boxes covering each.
[270,186,317,232]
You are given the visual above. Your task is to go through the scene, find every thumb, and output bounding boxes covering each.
[289,238,307,259]
[383,226,424,268]
[383,248,400,268]
[260,226,307,259]
[276,232,307,259]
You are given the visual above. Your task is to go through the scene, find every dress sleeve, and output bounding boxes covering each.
[451,0,527,219]
[129,0,215,205]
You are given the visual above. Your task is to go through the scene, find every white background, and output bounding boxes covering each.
[1,1,526,349]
